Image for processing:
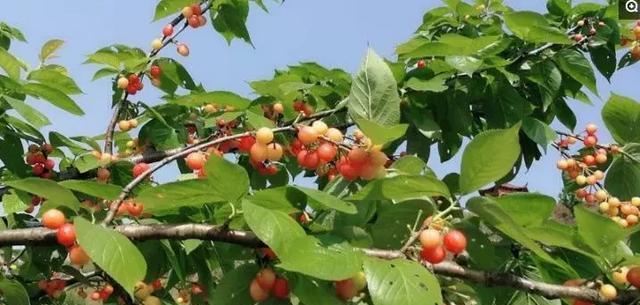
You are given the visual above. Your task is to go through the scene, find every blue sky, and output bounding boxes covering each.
[2,0,639,197]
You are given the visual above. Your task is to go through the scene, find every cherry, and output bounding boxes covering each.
[335,279,358,300]
[151,279,163,290]
[133,163,150,178]
[352,272,367,291]
[182,6,193,18]
[298,126,319,145]
[634,26,640,40]
[150,65,161,78]
[144,296,162,305]
[249,279,269,302]
[90,292,101,301]
[69,245,90,266]
[266,143,284,161]
[190,3,202,15]
[420,245,446,264]
[272,278,289,299]
[188,15,200,28]
[599,284,617,300]
[162,24,174,37]
[45,159,55,170]
[338,158,359,181]
[42,209,66,229]
[627,267,640,288]
[443,230,467,254]
[256,268,276,291]
[348,148,368,165]
[127,202,144,217]
[585,123,597,135]
[256,127,274,145]
[419,229,442,249]
[260,247,277,260]
[238,136,256,153]
[28,144,40,153]
[573,300,593,305]
[117,77,129,89]
[97,168,111,181]
[632,45,640,61]
[417,59,426,69]
[577,20,585,27]
[595,153,607,164]
[56,223,76,247]
[583,135,597,147]
[317,142,337,162]
[198,16,207,27]
[273,103,284,114]
[118,120,131,132]
[311,120,328,135]
[250,143,269,163]
[583,155,595,166]
[126,83,138,95]
[32,163,45,176]
[151,38,163,50]
[299,150,320,170]
[186,152,207,170]
[177,43,190,56]
[574,33,584,42]
[326,128,344,142]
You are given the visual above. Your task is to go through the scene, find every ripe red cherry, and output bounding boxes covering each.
[272,278,289,299]
[443,230,467,254]
[56,223,77,247]
[573,300,594,305]
[44,159,55,170]
[150,65,161,78]
[128,74,140,84]
[42,209,66,229]
[335,279,358,300]
[42,143,54,154]
[417,59,426,69]
[317,142,337,162]
[188,15,200,28]
[420,245,446,264]
[348,148,368,165]
[126,84,138,95]
[301,150,320,170]
[190,3,202,15]
[69,245,90,266]
[97,168,111,181]
[256,268,276,291]
[186,152,207,170]
[90,292,101,301]
[32,163,45,176]
[238,136,256,153]
[338,159,359,181]
[127,203,144,217]
[162,24,174,37]
[260,247,277,260]
[627,267,640,288]
[133,163,150,178]
[583,135,598,147]
[574,33,584,42]
[297,126,319,145]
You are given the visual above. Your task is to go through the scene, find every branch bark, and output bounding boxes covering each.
[0,223,634,304]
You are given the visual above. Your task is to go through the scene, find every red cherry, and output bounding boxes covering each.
[42,143,54,154]
[188,15,200,28]
[574,33,584,42]
[337,158,359,181]
[133,163,150,178]
[317,142,337,162]
[420,245,446,264]
[583,135,598,147]
[417,59,426,69]
[627,267,640,288]
[256,268,276,291]
[44,159,55,170]
[260,248,277,260]
[272,278,289,299]
[150,65,161,78]
[335,279,358,300]
[190,3,202,15]
[26,154,37,165]
[69,245,90,266]
[162,24,174,37]
[151,279,163,290]
[126,84,138,95]
[32,163,45,176]
[443,230,467,254]
[128,74,140,84]
[90,292,101,301]
[127,203,144,217]
[348,148,368,165]
[238,136,256,153]
[185,152,207,171]
[56,223,76,247]
[249,279,269,302]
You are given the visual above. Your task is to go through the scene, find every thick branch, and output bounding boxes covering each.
[0,223,635,304]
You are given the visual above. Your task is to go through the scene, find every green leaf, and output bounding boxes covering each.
[292,276,345,305]
[154,0,193,20]
[493,193,555,227]
[601,94,640,144]
[0,278,30,305]
[503,11,571,44]
[3,95,51,128]
[363,257,443,305]
[390,155,427,175]
[211,0,252,45]
[2,190,28,215]
[28,67,82,95]
[348,48,401,126]
[348,175,450,201]
[39,39,64,63]
[605,144,640,201]
[210,263,259,305]
[23,83,84,115]
[137,179,225,215]
[248,187,303,212]
[293,186,356,214]
[277,236,362,281]
[204,155,249,202]
[553,49,598,96]
[405,73,451,92]
[574,205,626,261]
[590,44,616,81]
[521,117,556,152]
[5,177,81,210]
[170,91,251,109]
[371,200,434,249]
[0,133,30,177]
[138,119,180,150]
[58,180,122,200]
[526,220,599,259]
[75,217,147,296]
[459,123,521,194]
[73,153,100,174]
[397,34,504,58]
[242,199,306,255]
[445,56,482,75]
[354,117,408,147]
[91,67,119,81]
[0,47,25,79]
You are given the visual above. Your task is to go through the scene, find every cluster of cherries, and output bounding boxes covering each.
[202,103,236,114]
[567,266,640,304]
[118,118,140,132]
[113,199,144,218]
[182,3,208,29]
[26,143,55,179]
[555,124,640,228]
[83,284,115,302]
[621,22,640,60]
[117,73,144,95]
[38,278,67,298]
[571,18,607,42]
[249,268,290,302]
[292,100,314,117]
[41,209,89,266]
[419,225,467,264]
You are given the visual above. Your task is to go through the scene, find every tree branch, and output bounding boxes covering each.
[0,223,635,304]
